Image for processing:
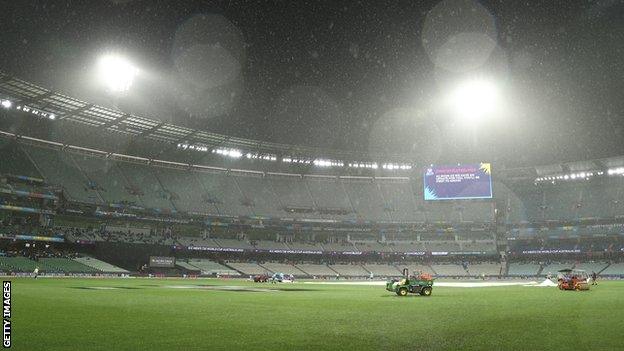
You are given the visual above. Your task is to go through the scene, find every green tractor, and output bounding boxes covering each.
[386,268,434,297]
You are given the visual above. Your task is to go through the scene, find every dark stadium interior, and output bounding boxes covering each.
[1,1,623,350]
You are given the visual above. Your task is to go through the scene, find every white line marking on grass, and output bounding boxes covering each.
[302,281,538,288]
[164,285,280,292]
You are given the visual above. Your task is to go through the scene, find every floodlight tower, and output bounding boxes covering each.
[448,79,499,123]
[96,54,139,94]
[446,78,500,148]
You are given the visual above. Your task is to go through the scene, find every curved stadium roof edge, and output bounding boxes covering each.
[2,71,623,180]
[0,71,412,161]
[0,129,411,181]
[3,128,624,183]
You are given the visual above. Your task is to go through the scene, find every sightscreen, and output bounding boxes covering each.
[423,163,492,200]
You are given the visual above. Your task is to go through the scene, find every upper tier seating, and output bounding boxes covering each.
[117,163,173,209]
[286,242,324,251]
[321,242,358,252]
[7,138,624,224]
[195,173,251,216]
[215,239,254,250]
[0,142,41,178]
[253,240,288,250]
[306,178,352,213]
[71,155,138,205]
[342,181,388,221]
[25,146,101,204]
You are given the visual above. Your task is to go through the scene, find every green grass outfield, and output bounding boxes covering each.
[9,277,624,350]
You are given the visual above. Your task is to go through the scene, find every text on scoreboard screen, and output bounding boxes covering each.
[149,256,175,268]
[424,163,492,200]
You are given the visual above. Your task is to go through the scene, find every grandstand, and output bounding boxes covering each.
[259,262,307,276]
[216,239,254,250]
[74,256,129,273]
[0,69,623,283]
[0,1,623,349]
[430,264,468,277]
[507,263,541,276]
[466,263,503,276]
[574,262,609,274]
[362,264,401,276]
[540,262,575,276]
[401,264,436,275]
[179,259,239,276]
[253,240,288,250]
[295,263,337,277]
[328,264,370,277]
[226,262,271,275]
[39,258,99,273]
[600,263,624,277]
[0,255,126,274]
[5,132,624,227]
[286,242,324,251]
[0,257,42,272]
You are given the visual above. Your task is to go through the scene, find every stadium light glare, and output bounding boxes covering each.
[448,79,499,122]
[97,54,139,93]
[1,99,11,109]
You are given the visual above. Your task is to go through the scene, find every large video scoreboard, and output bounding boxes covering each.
[424,163,492,200]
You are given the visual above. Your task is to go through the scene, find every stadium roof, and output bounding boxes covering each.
[0,71,411,162]
[4,71,624,182]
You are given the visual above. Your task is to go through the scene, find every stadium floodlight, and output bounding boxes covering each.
[97,54,138,93]
[448,78,499,122]
[1,100,11,108]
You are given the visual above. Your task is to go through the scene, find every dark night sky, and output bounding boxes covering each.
[1,0,623,167]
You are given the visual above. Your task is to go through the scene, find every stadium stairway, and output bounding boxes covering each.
[324,264,341,276]
[536,264,544,276]
[294,264,337,277]
[70,157,106,204]
[257,262,308,276]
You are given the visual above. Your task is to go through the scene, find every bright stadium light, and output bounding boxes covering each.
[97,54,138,93]
[1,100,11,108]
[448,78,499,122]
